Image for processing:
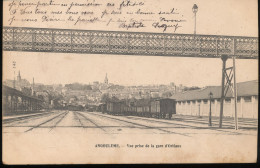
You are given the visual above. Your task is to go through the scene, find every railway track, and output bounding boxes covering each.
[88,112,190,136]
[123,113,257,129]
[170,115,257,128]
[25,111,68,132]
[3,112,54,124]
[123,116,245,135]
[74,112,107,132]
[73,111,85,127]
[48,112,69,132]
[92,112,247,135]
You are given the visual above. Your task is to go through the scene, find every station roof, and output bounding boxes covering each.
[3,85,43,101]
[171,80,258,101]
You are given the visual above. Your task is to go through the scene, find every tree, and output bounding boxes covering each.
[65,83,92,90]
[183,86,201,91]
[38,95,44,100]
[101,93,110,103]
[162,91,173,98]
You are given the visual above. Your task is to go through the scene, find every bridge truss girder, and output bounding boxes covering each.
[3,27,258,59]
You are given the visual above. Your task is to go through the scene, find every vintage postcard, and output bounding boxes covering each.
[2,0,258,164]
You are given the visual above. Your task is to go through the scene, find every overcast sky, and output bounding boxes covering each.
[3,52,258,87]
[3,0,258,87]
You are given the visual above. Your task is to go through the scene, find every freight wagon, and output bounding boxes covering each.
[67,104,85,111]
[104,98,176,119]
[106,100,126,115]
[134,98,151,117]
[150,98,176,119]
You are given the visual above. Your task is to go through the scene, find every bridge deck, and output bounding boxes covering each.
[3,27,258,59]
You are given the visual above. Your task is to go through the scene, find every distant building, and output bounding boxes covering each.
[3,70,31,92]
[171,80,258,119]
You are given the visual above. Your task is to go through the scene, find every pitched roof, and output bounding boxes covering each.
[3,85,43,102]
[171,80,258,101]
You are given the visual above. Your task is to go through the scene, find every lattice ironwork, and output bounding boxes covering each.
[3,26,258,59]
[110,32,128,53]
[34,29,52,51]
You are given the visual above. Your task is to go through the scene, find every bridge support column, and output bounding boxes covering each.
[219,55,228,128]
[219,55,238,130]
[233,56,238,130]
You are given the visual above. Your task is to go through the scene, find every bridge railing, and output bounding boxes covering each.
[3,27,258,59]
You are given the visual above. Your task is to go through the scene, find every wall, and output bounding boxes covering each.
[176,95,258,119]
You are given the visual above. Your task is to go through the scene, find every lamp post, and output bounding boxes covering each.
[209,92,213,126]
[192,4,198,35]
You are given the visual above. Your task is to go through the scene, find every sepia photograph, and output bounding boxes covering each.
[2,0,258,164]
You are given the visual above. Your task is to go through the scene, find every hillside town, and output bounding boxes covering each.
[3,71,200,110]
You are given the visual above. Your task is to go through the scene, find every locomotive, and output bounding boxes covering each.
[98,98,176,119]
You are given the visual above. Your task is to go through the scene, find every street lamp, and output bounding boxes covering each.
[208,91,213,126]
[192,4,198,35]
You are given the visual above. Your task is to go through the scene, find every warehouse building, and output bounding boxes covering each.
[171,80,258,119]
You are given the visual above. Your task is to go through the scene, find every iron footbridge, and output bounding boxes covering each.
[3,26,258,59]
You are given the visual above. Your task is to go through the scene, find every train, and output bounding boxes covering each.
[67,104,85,111]
[97,98,176,119]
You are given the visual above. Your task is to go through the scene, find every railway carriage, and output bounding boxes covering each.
[134,99,151,117]
[150,99,161,118]
[106,100,125,115]
[104,98,176,119]
[124,105,137,116]
[164,98,176,118]
[151,98,176,119]
[122,105,133,116]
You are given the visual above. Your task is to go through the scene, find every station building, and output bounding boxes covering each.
[171,80,258,119]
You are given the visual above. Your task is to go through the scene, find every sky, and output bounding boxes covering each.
[3,52,258,87]
[3,0,258,87]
